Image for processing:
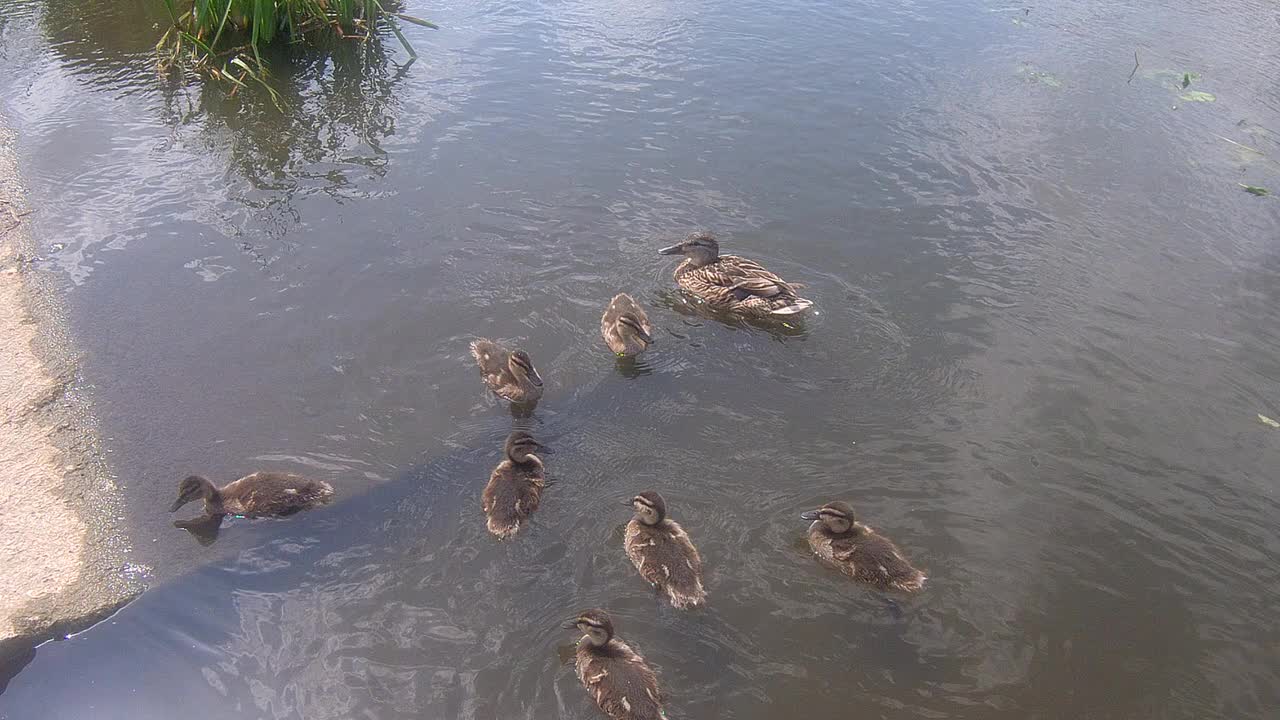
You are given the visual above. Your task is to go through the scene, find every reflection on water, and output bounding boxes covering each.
[2,0,1280,718]
[173,514,225,546]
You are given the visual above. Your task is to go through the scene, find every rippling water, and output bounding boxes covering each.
[1,0,1279,717]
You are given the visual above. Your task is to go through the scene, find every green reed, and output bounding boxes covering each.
[156,0,435,104]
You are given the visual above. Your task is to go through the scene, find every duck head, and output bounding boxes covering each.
[800,500,856,534]
[627,490,667,526]
[508,349,544,388]
[616,312,655,347]
[659,232,720,267]
[504,430,542,464]
[564,608,615,648]
[170,475,217,512]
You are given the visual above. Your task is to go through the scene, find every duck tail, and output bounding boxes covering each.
[486,516,521,539]
[769,297,814,315]
[315,481,336,503]
[893,572,926,593]
[666,583,708,609]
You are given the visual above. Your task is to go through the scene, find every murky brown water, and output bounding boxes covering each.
[1,0,1279,717]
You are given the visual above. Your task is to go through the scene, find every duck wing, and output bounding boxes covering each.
[470,339,509,375]
[626,521,705,606]
[679,256,811,314]
[832,530,924,591]
[481,462,544,537]
[717,256,801,296]
[221,472,334,516]
[579,642,666,720]
[471,339,521,395]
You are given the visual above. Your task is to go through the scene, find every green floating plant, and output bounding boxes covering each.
[1179,90,1216,102]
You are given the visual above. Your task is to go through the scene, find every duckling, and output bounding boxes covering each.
[565,609,667,720]
[658,232,813,317]
[624,491,706,609]
[469,339,544,403]
[601,293,656,357]
[481,431,546,538]
[800,501,925,592]
[169,472,334,519]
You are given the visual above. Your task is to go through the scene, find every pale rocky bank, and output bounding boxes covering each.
[0,119,141,681]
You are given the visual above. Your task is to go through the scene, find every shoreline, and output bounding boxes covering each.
[0,119,141,685]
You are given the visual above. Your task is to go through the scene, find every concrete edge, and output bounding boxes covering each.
[0,116,143,688]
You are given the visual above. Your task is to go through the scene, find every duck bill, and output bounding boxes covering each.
[658,244,684,256]
[635,327,655,344]
[562,621,580,630]
[800,510,821,521]
[527,367,544,387]
[170,497,192,513]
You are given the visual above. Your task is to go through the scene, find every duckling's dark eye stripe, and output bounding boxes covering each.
[633,496,654,507]
[579,618,606,628]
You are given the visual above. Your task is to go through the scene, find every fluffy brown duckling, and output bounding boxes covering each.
[481,431,546,538]
[169,472,334,519]
[658,232,813,317]
[469,339,544,403]
[601,293,656,357]
[801,500,925,592]
[565,609,667,720]
[624,491,706,609]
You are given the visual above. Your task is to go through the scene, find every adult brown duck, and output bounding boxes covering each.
[659,232,812,317]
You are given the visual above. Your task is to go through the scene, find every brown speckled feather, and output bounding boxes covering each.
[807,522,925,592]
[481,457,545,538]
[625,519,706,608]
[674,256,812,316]
[215,472,334,517]
[576,639,666,720]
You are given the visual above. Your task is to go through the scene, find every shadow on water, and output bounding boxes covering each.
[0,440,479,712]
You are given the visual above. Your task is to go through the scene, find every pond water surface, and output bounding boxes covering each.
[1,0,1278,718]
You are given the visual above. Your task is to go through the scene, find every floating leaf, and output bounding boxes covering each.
[1179,90,1216,102]
[1258,413,1280,428]
[1239,184,1270,197]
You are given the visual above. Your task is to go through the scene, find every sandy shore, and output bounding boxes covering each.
[0,120,140,677]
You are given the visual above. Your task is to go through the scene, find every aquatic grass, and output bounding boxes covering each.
[156,0,436,104]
